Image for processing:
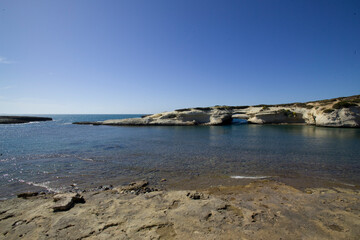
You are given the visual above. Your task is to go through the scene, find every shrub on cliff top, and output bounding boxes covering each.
[175,108,191,112]
[214,105,232,110]
[333,101,357,109]
[295,103,313,109]
[194,107,212,111]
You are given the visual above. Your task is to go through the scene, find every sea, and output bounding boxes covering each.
[1,114,360,199]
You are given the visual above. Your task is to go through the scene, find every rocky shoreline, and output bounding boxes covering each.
[73,95,360,128]
[0,180,359,239]
[0,116,52,124]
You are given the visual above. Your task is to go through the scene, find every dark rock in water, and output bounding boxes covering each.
[17,192,39,199]
[52,193,85,212]
[0,116,52,124]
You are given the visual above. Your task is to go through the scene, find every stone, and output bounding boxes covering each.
[52,193,85,212]
[98,185,113,191]
[17,192,39,199]
[187,192,205,200]
[120,180,149,191]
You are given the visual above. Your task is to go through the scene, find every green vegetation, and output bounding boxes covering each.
[323,109,334,113]
[194,107,212,111]
[277,109,297,118]
[230,106,249,109]
[174,95,359,113]
[254,104,269,107]
[175,108,190,112]
[166,114,177,118]
[294,103,313,109]
[214,105,232,110]
[333,101,357,109]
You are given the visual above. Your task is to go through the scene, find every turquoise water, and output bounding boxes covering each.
[1,114,360,198]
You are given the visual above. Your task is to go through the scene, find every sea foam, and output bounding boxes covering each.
[230,176,270,179]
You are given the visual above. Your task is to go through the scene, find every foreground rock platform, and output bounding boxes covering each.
[73,95,360,128]
[0,116,52,124]
[1,180,359,239]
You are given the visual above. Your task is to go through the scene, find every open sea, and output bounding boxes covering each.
[1,114,360,199]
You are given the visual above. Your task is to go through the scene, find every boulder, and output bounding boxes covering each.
[17,192,39,199]
[52,193,85,212]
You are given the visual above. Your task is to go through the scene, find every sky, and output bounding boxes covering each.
[0,0,359,114]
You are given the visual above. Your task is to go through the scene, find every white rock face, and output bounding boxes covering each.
[74,96,360,127]
[247,111,305,124]
[101,108,232,126]
[314,107,360,127]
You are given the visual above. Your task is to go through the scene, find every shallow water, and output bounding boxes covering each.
[1,114,360,198]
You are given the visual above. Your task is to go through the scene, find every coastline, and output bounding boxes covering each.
[4,171,359,201]
[1,180,359,239]
[0,116,52,124]
[73,95,360,128]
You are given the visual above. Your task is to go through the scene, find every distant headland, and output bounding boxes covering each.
[74,95,360,128]
[0,116,52,124]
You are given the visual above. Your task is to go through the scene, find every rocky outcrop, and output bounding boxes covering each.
[74,108,233,126]
[52,193,85,212]
[0,116,52,124]
[73,95,360,127]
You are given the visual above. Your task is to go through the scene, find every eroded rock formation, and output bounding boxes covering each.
[73,95,360,127]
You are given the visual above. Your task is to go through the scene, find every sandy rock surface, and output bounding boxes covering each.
[1,180,359,239]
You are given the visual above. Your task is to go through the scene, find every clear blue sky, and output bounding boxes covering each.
[1,0,359,114]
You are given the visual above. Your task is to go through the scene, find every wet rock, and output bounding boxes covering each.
[98,185,113,191]
[118,180,148,191]
[52,193,85,212]
[116,180,159,195]
[17,192,39,199]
